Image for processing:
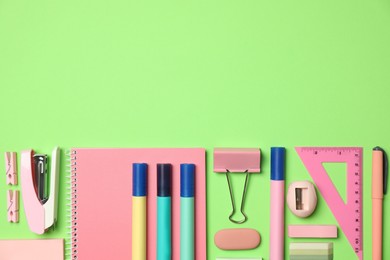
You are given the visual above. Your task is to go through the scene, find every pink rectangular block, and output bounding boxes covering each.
[0,239,63,259]
[288,225,338,238]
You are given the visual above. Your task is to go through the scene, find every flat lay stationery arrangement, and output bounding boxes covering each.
[0,145,388,260]
[2,0,390,259]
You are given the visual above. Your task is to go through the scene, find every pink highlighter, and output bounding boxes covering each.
[270,147,285,260]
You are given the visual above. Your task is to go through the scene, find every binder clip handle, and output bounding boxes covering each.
[226,170,249,224]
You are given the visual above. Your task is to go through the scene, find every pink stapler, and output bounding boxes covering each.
[21,147,60,234]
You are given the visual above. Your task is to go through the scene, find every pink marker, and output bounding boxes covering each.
[372,146,387,260]
[270,147,285,260]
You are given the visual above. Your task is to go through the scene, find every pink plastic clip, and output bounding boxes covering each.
[214,148,261,172]
[7,190,19,223]
[5,152,17,185]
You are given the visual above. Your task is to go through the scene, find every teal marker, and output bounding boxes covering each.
[180,164,195,260]
[157,164,172,260]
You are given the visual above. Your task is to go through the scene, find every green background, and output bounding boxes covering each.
[1,0,390,259]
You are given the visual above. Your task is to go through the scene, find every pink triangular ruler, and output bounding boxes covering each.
[295,147,363,260]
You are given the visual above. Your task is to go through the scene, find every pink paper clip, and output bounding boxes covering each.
[213,148,261,224]
[7,190,19,223]
[5,152,17,185]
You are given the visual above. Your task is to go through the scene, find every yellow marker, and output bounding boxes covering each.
[132,163,148,260]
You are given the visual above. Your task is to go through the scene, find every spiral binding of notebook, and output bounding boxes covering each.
[65,150,77,260]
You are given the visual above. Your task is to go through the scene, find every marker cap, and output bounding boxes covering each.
[180,164,195,197]
[133,163,148,196]
[157,164,172,197]
[271,147,285,180]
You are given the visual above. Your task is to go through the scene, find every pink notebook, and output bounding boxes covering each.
[70,148,206,259]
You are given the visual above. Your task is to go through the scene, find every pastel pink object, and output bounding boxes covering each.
[70,148,206,260]
[0,239,64,260]
[20,150,45,234]
[288,225,338,238]
[214,148,261,172]
[270,181,284,260]
[296,147,363,260]
[372,149,384,260]
[5,152,17,185]
[7,190,19,223]
[286,181,317,218]
[214,228,261,250]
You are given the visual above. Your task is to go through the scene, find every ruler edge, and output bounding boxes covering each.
[295,146,363,259]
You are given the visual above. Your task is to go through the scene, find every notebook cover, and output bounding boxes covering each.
[70,148,206,259]
[0,239,63,260]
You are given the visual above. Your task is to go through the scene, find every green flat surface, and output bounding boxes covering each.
[1,0,390,259]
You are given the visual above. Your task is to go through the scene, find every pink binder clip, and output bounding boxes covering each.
[7,190,19,223]
[214,148,261,224]
[5,152,17,185]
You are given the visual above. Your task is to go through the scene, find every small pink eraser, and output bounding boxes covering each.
[214,228,261,250]
[288,225,338,238]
